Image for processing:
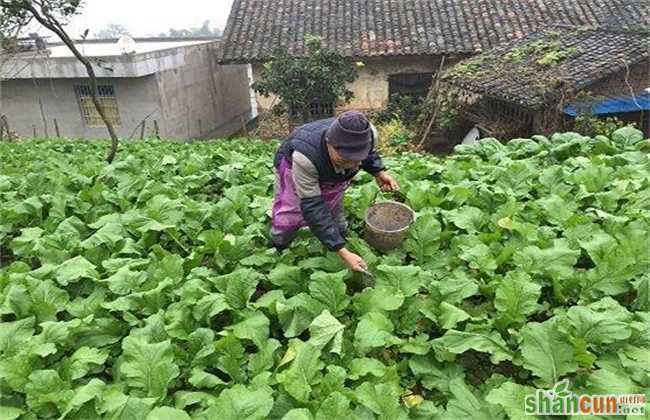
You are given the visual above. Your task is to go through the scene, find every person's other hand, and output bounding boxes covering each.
[375,171,400,192]
[337,248,369,273]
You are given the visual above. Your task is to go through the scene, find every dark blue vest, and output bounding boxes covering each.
[275,118,360,183]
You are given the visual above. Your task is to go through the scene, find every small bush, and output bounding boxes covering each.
[573,114,635,138]
[373,94,426,127]
[375,118,416,154]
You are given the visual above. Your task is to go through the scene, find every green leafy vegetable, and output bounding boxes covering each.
[0,129,647,417]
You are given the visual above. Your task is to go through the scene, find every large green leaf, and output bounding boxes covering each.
[308,271,350,316]
[229,312,270,348]
[485,381,536,420]
[145,407,191,420]
[565,305,631,345]
[433,270,479,304]
[352,286,405,315]
[316,392,354,419]
[102,266,147,295]
[0,316,35,356]
[277,293,324,338]
[27,280,69,323]
[59,346,108,381]
[268,264,306,295]
[54,256,99,286]
[59,379,106,419]
[211,269,261,310]
[404,212,441,263]
[513,239,580,279]
[433,327,512,363]
[445,206,487,233]
[248,339,281,377]
[354,312,402,354]
[120,337,180,399]
[585,368,641,395]
[348,358,387,380]
[192,292,229,323]
[375,265,426,297]
[444,378,495,420]
[24,369,71,416]
[276,341,323,403]
[202,384,273,420]
[308,310,344,355]
[458,238,498,273]
[355,382,408,420]
[188,368,227,389]
[520,320,578,386]
[494,272,541,327]
[537,194,578,226]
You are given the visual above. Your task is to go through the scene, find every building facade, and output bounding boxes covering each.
[219,0,647,118]
[251,55,455,112]
[0,38,253,140]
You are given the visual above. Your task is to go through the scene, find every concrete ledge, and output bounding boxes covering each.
[2,42,218,80]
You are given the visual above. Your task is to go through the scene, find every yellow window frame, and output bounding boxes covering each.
[75,85,121,127]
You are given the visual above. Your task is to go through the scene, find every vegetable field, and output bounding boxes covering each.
[1,128,649,419]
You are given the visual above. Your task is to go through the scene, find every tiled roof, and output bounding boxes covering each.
[219,0,648,63]
[442,26,650,109]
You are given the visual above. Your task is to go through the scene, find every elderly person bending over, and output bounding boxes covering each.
[270,111,399,273]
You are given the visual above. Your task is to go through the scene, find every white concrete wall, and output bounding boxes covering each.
[0,43,253,140]
[154,43,252,139]
[0,76,161,139]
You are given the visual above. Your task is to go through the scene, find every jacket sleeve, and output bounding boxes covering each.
[361,124,386,175]
[300,197,346,251]
[292,152,345,252]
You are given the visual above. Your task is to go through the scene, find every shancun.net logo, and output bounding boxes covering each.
[524,379,646,416]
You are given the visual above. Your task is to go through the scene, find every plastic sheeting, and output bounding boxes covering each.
[564,91,650,116]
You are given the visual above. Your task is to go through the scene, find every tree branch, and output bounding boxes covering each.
[416,55,447,151]
[11,1,120,163]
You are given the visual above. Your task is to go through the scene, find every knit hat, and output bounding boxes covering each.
[326,111,372,161]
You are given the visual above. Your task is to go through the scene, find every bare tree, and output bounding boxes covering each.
[95,23,130,39]
[0,0,120,163]
[158,20,222,38]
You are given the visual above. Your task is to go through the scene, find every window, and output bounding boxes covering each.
[290,100,335,122]
[308,101,335,120]
[74,84,121,127]
[389,73,434,98]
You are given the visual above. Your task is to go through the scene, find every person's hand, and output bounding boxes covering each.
[375,171,399,192]
[337,248,369,273]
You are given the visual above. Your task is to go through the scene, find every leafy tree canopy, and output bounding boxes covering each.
[253,35,359,122]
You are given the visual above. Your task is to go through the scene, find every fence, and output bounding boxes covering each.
[0,115,164,141]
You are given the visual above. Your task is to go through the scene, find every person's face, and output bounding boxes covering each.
[327,144,361,170]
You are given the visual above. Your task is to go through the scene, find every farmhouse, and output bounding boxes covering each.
[218,0,647,119]
[439,26,650,139]
[0,37,253,140]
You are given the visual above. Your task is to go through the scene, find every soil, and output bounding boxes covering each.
[366,202,414,231]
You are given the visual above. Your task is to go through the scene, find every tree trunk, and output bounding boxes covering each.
[83,60,119,162]
[417,55,447,151]
[24,4,120,163]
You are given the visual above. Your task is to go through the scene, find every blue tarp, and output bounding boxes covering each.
[564,91,650,116]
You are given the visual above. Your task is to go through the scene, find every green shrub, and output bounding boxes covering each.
[375,118,416,154]
[253,35,359,123]
[374,94,426,127]
[573,114,635,138]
